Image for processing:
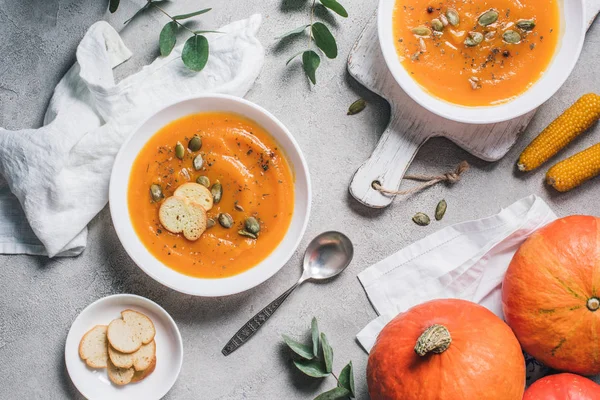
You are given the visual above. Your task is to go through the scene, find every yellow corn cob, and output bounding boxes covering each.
[546,143,600,192]
[518,93,600,171]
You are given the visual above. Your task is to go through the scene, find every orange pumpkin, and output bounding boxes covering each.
[367,299,525,400]
[502,216,600,375]
[523,373,600,400]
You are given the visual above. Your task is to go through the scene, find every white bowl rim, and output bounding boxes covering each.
[109,94,311,297]
[377,0,587,124]
[64,293,183,400]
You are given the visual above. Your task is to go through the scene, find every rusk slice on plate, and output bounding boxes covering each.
[159,196,208,241]
[107,358,135,386]
[78,325,109,368]
[107,310,156,354]
[108,340,156,370]
[174,182,214,211]
[131,356,157,383]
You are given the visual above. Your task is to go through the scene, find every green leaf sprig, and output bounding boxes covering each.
[284,317,355,400]
[108,0,214,72]
[278,0,348,85]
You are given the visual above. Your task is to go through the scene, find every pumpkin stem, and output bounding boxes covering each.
[414,324,452,357]
[587,297,600,311]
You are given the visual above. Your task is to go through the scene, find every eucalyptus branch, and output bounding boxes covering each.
[108,0,213,72]
[277,0,348,85]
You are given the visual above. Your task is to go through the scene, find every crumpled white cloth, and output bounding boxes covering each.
[357,194,557,353]
[0,15,264,257]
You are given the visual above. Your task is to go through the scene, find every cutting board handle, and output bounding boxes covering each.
[349,113,431,208]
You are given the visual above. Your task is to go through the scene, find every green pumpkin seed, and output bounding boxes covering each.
[196,175,210,187]
[193,154,203,171]
[149,184,164,202]
[218,213,233,229]
[175,142,185,160]
[431,18,444,32]
[516,19,535,31]
[347,99,367,115]
[244,217,260,234]
[188,135,202,152]
[478,9,499,27]
[206,218,216,229]
[464,31,484,47]
[238,230,257,239]
[211,181,222,203]
[412,26,432,36]
[446,9,459,26]
[503,30,522,44]
[412,212,431,226]
[435,200,447,220]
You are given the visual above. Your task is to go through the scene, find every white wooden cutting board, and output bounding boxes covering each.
[349,3,600,208]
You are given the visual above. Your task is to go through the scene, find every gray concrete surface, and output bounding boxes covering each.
[0,0,599,399]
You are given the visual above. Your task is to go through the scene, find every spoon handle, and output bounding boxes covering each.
[222,282,299,356]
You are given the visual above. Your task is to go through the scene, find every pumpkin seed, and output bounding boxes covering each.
[206,218,216,229]
[196,175,210,187]
[412,212,431,226]
[412,26,432,36]
[175,141,185,160]
[439,14,449,26]
[211,181,222,203]
[464,31,484,47]
[445,9,459,26]
[193,154,203,171]
[347,98,367,115]
[484,31,496,40]
[435,200,447,220]
[238,230,257,239]
[234,203,244,212]
[503,30,521,44]
[244,217,261,234]
[188,135,202,152]
[149,184,164,202]
[478,9,499,27]
[431,18,444,32]
[419,38,427,53]
[218,213,233,228]
[516,19,535,31]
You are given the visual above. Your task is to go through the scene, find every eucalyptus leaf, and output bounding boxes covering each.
[159,21,177,57]
[321,332,333,373]
[338,362,355,397]
[302,51,320,84]
[283,335,314,360]
[311,317,319,357]
[173,8,212,20]
[311,22,338,59]
[109,0,120,13]
[314,387,351,400]
[182,35,209,72]
[319,0,348,17]
[277,24,310,40]
[293,359,329,378]
[286,50,305,65]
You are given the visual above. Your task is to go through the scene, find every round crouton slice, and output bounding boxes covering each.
[131,356,156,383]
[107,318,142,354]
[121,310,156,345]
[108,344,134,369]
[107,358,134,386]
[133,340,156,371]
[78,325,109,368]
[158,196,207,241]
[174,182,213,211]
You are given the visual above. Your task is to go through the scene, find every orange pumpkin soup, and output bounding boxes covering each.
[128,112,295,279]
[393,0,560,106]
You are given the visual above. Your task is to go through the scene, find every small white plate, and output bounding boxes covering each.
[65,294,183,400]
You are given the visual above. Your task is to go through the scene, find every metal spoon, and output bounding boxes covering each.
[221,231,354,356]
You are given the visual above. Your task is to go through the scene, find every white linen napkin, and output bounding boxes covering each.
[0,15,264,257]
[357,195,557,352]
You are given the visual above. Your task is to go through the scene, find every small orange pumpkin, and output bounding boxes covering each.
[502,216,600,375]
[523,373,600,400]
[367,299,525,400]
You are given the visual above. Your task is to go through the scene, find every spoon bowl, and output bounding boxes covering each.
[302,231,354,281]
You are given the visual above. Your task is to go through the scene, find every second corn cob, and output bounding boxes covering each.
[546,143,600,192]
[518,93,600,172]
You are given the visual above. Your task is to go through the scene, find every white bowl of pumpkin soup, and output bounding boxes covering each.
[109,95,311,296]
[378,0,586,124]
